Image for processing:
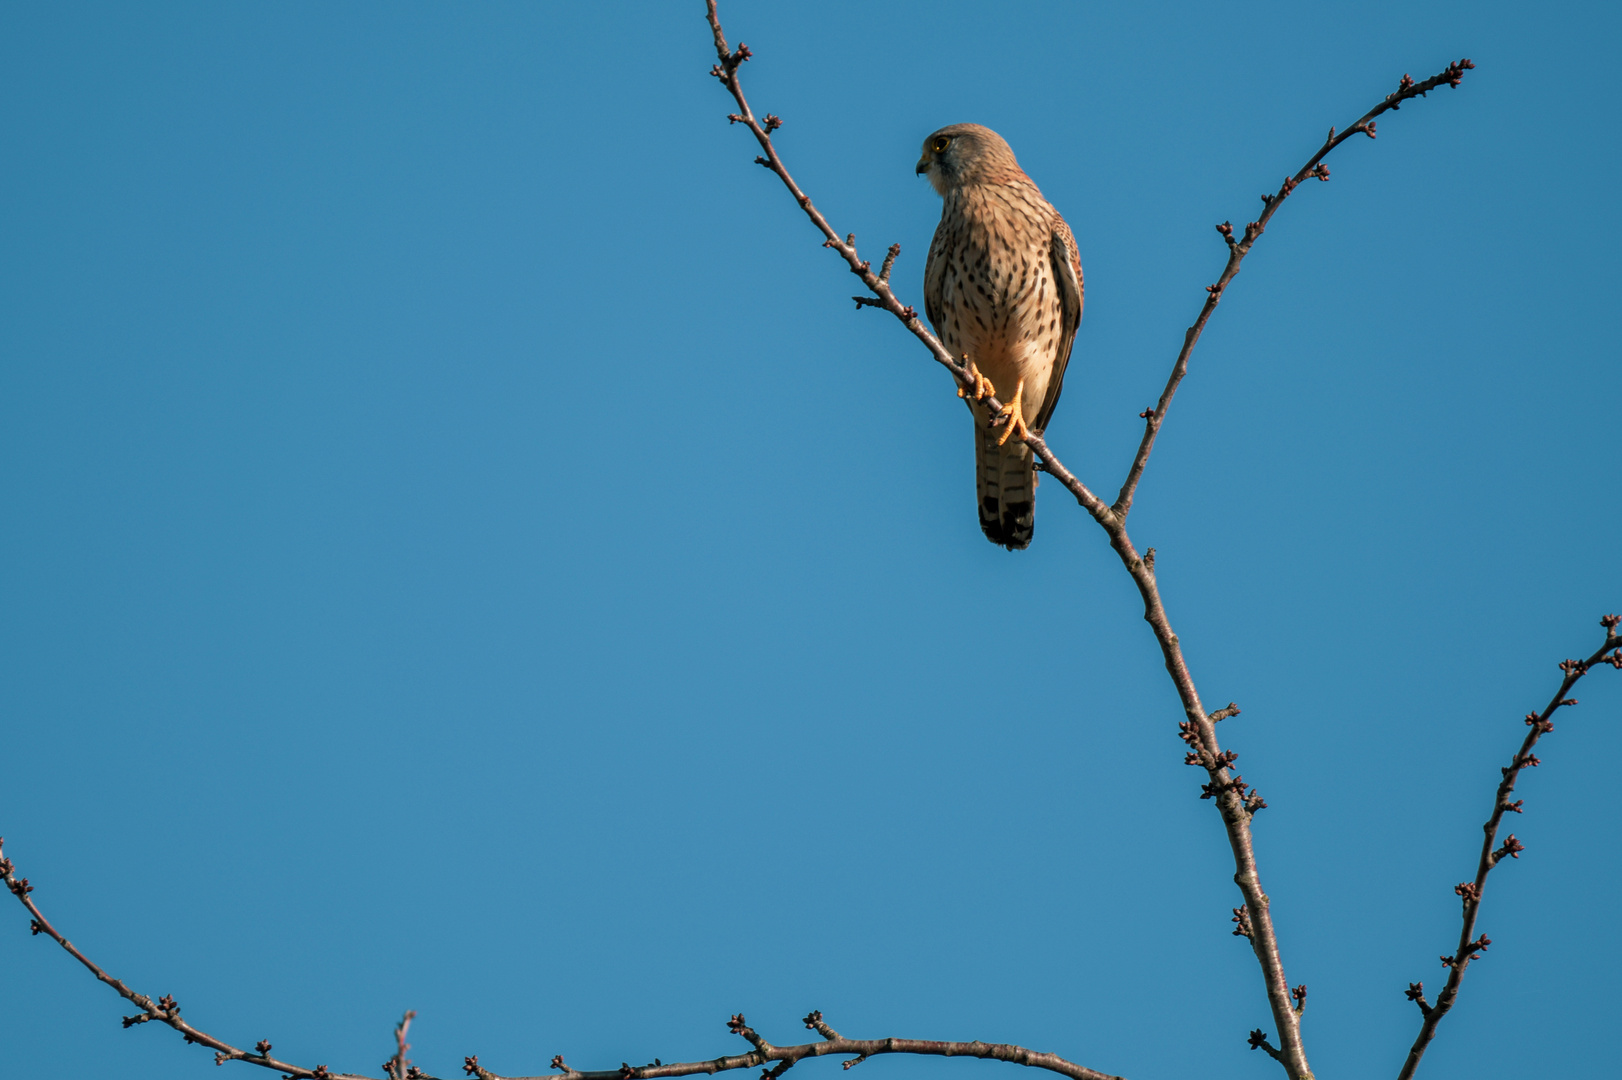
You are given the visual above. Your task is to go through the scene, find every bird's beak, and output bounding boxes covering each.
[915,156,930,176]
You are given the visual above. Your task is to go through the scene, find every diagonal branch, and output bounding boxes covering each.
[1396,616,1622,1080]
[703,0,1115,527]
[463,1013,1125,1080]
[1110,58,1475,519]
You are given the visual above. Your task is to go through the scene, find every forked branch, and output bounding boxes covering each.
[1397,616,1622,1079]
[707,4,1473,1079]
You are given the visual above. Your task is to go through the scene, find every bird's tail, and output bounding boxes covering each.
[975,419,1035,550]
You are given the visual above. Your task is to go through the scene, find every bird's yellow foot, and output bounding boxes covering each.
[994,377,1030,446]
[956,360,995,402]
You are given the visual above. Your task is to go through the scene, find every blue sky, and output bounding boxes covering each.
[2,2,1617,1079]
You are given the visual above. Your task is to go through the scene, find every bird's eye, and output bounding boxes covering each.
[932,136,951,154]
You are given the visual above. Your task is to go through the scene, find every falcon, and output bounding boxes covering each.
[918,124,1083,550]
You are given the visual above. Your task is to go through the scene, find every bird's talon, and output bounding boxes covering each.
[957,360,995,403]
[994,377,1029,446]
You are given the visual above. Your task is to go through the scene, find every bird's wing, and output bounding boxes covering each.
[923,221,948,335]
[1032,220,1083,433]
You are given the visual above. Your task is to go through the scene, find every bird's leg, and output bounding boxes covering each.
[956,358,995,402]
[993,377,1029,446]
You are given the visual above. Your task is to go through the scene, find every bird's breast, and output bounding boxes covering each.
[927,192,1065,419]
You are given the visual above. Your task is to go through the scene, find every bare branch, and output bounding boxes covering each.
[877,243,901,285]
[1396,615,1622,1080]
[1111,59,1475,520]
[387,1011,419,1080]
[462,1013,1126,1080]
[0,837,365,1079]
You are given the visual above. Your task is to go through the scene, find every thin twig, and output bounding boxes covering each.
[0,838,363,1079]
[1111,59,1474,520]
[1396,616,1622,1080]
[1115,60,1472,518]
[388,1010,419,1080]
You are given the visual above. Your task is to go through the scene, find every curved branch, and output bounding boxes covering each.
[465,1013,1123,1080]
[0,849,1122,1080]
[1396,617,1622,1080]
[0,837,365,1079]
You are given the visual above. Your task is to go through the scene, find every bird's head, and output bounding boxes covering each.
[916,123,1018,195]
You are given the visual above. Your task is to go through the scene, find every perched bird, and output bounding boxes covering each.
[918,123,1083,550]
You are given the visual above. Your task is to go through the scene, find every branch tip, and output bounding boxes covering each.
[878,243,901,284]
[1247,1030,1283,1062]
[1231,905,1254,938]
[803,1011,842,1041]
